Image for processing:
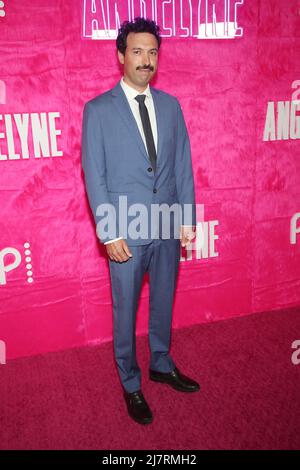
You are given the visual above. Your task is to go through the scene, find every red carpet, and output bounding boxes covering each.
[1,307,300,450]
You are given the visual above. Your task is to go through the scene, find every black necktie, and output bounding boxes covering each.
[135,94,157,173]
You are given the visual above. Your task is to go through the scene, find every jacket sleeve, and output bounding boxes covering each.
[174,99,196,226]
[81,102,119,243]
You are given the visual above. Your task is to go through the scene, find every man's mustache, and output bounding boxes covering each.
[137,65,154,71]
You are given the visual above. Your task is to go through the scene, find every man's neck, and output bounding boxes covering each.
[122,76,148,93]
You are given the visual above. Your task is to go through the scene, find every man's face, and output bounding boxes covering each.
[118,32,158,92]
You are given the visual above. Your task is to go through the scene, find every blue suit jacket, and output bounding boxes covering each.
[82,81,196,245]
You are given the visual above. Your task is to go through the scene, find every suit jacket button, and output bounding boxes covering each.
[147,167,153,172]
[153,188,157,193]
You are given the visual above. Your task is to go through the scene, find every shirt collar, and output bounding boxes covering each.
[120,76,152,101]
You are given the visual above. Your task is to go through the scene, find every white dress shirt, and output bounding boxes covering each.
[104,77,158,245]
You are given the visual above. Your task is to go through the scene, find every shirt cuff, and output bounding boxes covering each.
[104,237,123,245]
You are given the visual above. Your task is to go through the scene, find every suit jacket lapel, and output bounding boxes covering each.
[111,81,162,168]
[150,86,162,168]
[111,82,149,163]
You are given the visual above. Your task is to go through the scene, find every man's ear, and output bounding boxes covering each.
[117,50,125,65]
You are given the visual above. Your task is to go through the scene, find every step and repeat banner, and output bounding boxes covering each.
[0,0,299,359]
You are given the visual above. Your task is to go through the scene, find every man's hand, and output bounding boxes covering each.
[180,225,196,248]
[105,239,133,262]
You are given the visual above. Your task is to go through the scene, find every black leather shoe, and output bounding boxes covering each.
[149,367,200,392]
[123,390,153,425]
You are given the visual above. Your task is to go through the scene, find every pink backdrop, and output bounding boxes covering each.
[0,1,299,359]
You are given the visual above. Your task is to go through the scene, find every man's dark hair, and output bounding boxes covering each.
[116,17,161,55]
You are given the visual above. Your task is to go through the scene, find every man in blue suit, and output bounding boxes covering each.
[82,17,200,425]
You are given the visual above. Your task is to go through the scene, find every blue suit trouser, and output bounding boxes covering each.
[108,237,181,393]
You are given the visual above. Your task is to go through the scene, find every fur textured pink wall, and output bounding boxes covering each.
[0,1,299,359]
